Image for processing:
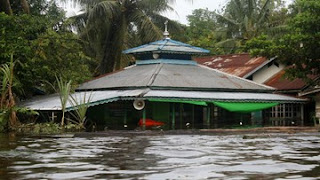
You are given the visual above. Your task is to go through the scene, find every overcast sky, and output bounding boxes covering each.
[165,0,294,25]
[63,0,294,25]
[164,0,229,25]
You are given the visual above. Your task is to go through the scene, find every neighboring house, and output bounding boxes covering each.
[195,53,318,126]
[299,85,320,126]
[196,54,286,84]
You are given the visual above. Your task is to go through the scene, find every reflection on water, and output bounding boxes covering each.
[0,133,319,180]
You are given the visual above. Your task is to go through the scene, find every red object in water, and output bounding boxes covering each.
[138,119,165,127]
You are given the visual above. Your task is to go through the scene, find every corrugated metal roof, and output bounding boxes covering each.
[19,90,146,111]
[77,63,273,92]
[263,70,318,91]
[20,88,306,111]
[123,39,210,55]
[143,90,306,103]
[195,54,269,78]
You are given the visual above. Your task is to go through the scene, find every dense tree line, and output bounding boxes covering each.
[0,0,93,130]
[185,0,319,81]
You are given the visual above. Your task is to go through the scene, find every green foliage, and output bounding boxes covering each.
[0,112,8,132]
[30,30,92,93]
[184,0,289,55]
[72,0,186,74]
[55,76,72,127]
[0,12,92,96]
[69,92,92,129]
[17,122,61,134]
[245,0,320,81]
[0,54,19,130]
[17,122,84,134]
[185,8,222,55]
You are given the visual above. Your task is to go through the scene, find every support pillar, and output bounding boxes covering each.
[207,106,211,129]
[180,104,183,129]
[192,105,195,129]
[172,103,175,130]
[51,111,55,122]
[213,106,218,128]
[124,107,127,127]
[300,104,304,126]
[142,107,146,130]
[315,95,320,122]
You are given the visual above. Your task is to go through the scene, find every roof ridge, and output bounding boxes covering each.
[147,63,163,87]
[195,53,250,59]
[198,64,275,90]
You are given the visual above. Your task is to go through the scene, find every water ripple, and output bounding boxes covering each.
[0,133,319,180]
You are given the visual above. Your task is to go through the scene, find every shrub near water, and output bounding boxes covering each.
[17,122,84,134]
[0,113,8,132]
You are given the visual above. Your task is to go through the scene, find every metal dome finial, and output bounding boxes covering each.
[163,20,170,39]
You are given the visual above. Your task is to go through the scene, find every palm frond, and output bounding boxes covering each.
[69,92,92,128]
[147,12,184,36]
[257,0,271,25]
[55,76,72,126]
[129,9,162,43]
[137,0,175,13]
[215,12,239,27]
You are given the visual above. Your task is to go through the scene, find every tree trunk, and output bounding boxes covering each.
[61,111,65,127]
[0,0,13,15]
[20,0,30,14]
[8,56,19,129]
[99,17,126,74]
[8,76,18,128]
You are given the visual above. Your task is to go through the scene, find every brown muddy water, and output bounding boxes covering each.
[0,132,319,180]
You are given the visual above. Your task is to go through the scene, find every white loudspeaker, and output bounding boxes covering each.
[133,99,145,110]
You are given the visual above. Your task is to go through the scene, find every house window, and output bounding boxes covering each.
[270,103,301,118]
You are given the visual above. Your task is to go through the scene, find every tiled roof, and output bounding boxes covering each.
[195,54,269,78]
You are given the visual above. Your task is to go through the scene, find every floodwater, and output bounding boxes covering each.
[0,133,319,180]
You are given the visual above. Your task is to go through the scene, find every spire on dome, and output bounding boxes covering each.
[163,20,170,39]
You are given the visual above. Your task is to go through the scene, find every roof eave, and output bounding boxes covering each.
[243,57,277,79]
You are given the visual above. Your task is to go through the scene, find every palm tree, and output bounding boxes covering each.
[214,0,280,53]
[70,0,184,74]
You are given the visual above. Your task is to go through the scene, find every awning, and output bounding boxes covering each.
[212,101,279,113]
[143,90,306,103]
[148,99,279,112]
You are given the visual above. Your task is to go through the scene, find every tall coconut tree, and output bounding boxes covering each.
[214,0,283,53]
[70,0,185,74]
